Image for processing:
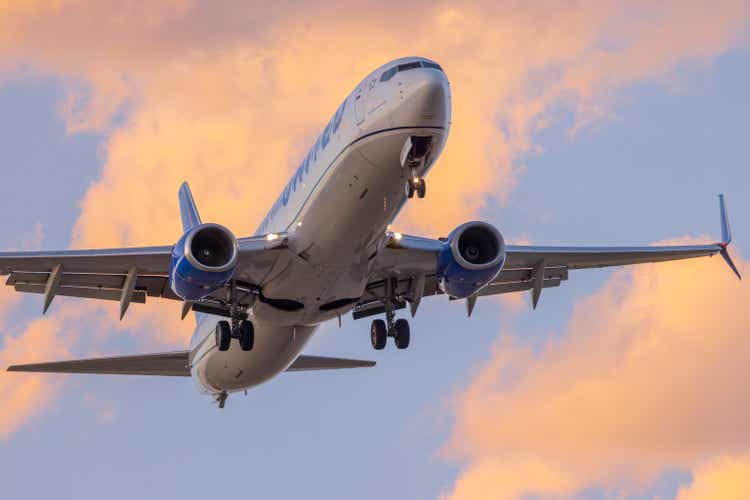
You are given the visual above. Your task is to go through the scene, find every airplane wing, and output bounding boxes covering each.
[0,233,290,317]
[356,195,740,317]
[7,352,374,375]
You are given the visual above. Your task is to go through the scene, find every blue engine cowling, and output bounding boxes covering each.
[437,221,506,299]
[170,223,238,301]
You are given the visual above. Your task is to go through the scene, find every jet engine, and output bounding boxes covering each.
[437,221,506,298]
[170,223,238,301]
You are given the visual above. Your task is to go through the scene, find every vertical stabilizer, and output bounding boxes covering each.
[179,182,202,232]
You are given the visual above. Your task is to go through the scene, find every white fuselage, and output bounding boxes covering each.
[189,57,451,395]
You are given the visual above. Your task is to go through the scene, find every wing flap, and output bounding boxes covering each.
[476,277,562,297]
[286,355,375,371]
[7,351,190,376]
[14,282,148,303]
[8,271,169,297]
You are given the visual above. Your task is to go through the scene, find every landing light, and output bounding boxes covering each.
[266,233,280,241]
[393,232,403,241]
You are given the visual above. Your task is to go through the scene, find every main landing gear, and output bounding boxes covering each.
[215,319,254,352]
[370,317,410,350]
[370,277,411,350]
[215,279,255,352]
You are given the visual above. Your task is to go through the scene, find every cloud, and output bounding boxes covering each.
[442,247,749,498]
[0,315,72,439]
[677,457,750,500]
[1,1,747,243]
[0,0,748,441]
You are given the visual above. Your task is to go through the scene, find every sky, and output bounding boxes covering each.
[0,1,749,499]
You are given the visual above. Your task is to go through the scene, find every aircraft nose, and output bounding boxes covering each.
[393,69,451,127]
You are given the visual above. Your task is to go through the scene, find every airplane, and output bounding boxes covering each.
[5,57,741,408]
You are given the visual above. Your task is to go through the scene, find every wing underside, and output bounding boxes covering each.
[356,196,738,317]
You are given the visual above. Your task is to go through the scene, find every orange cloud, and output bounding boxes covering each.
[677,457,750,500]
[0,0,748,442]
[2,1,747,244]
[0,315,71,439]
[442,247,749,498]
[0,286,187,440]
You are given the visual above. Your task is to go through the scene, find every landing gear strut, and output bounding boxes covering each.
[369,277,411,350]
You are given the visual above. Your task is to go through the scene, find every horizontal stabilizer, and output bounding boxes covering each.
[7,351,190,376]
[286,355,375,371]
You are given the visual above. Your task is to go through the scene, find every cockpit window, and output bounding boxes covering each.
[397,61,422,72]
[380,66,398,82]
[380,60,444,82]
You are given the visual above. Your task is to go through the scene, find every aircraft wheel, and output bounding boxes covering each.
[215,321,232,352]
[238,321,254,351]
[405,180,415,199]
[416,178,426,199]
[394,318,410,349]
[370,319,387,350]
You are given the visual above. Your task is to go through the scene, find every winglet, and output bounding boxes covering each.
[717,194,741,280]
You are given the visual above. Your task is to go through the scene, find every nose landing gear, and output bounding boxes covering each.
[405,177,426,199]
[401,136,431,199]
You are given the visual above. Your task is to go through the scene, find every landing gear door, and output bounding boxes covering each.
[354,87,365,125]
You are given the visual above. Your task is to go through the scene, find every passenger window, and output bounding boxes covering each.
[380,67,397,81]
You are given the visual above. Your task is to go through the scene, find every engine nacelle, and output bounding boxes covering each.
[170,223,238,301]
[437,221,506,299]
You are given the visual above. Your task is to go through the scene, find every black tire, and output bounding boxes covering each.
[405,179,415,198]
[370,319,387,350]
[394,318,410,349]
[215,321,232,351]
[238,321,254,351]
[417,178,426,199]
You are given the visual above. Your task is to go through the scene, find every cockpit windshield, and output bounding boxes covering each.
[380,60,443,82]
